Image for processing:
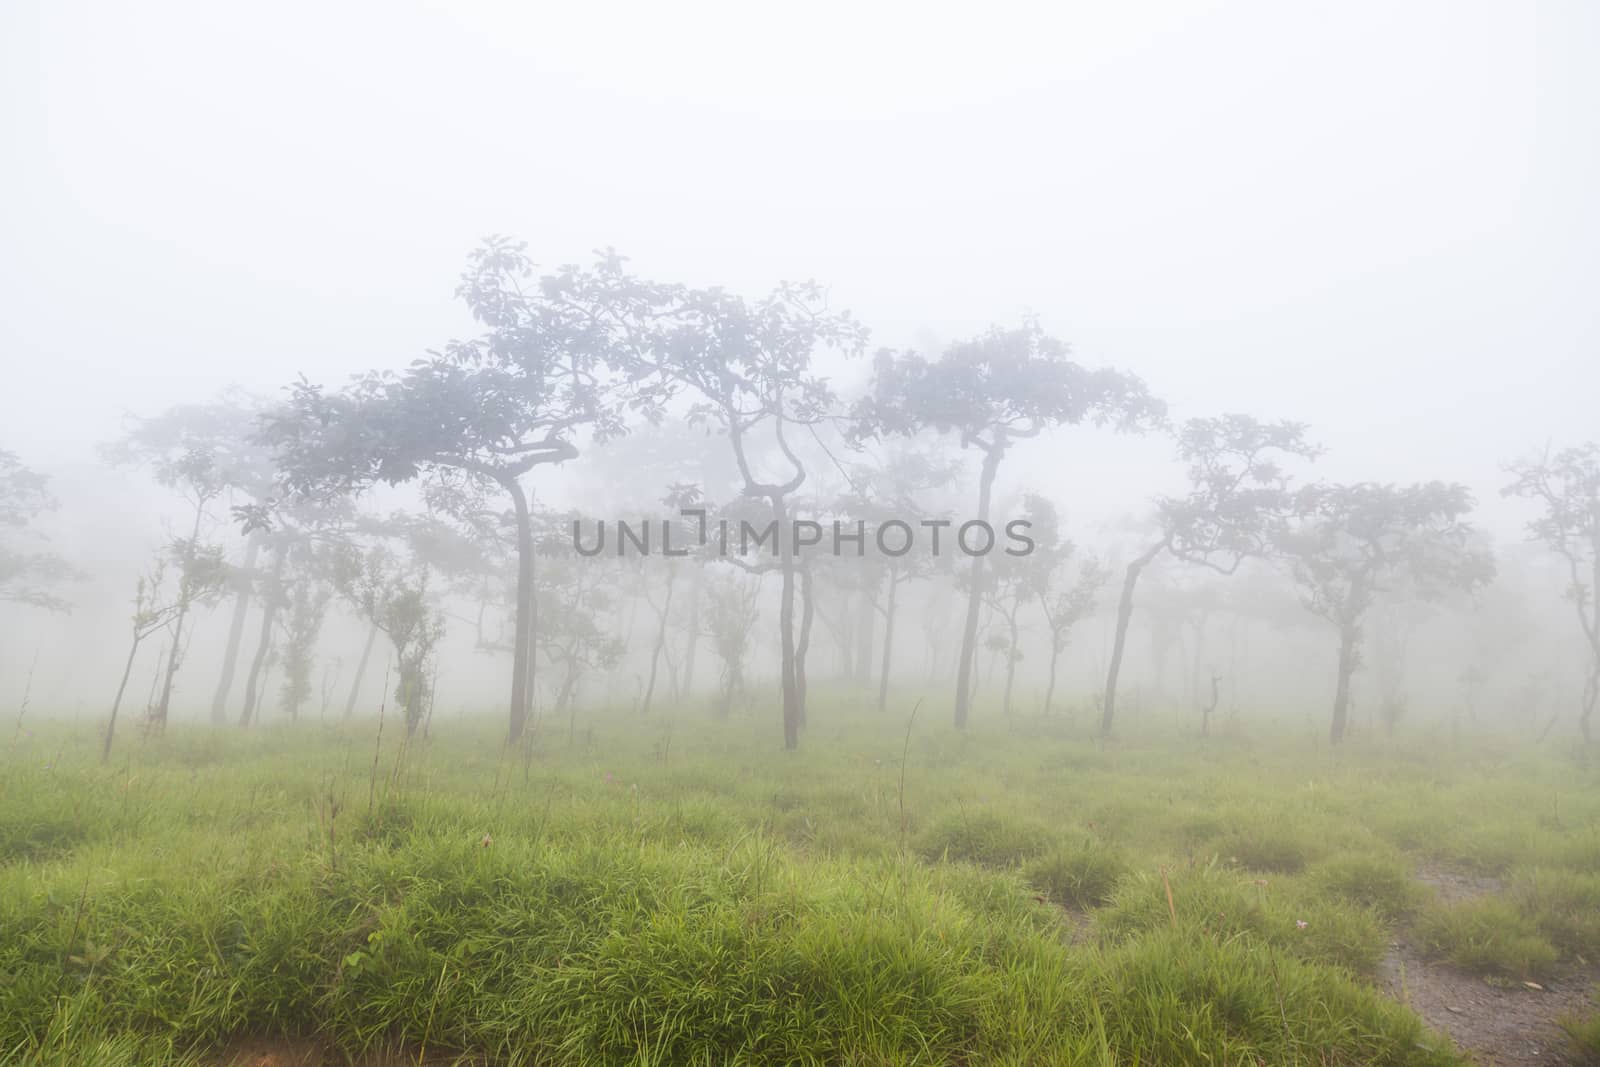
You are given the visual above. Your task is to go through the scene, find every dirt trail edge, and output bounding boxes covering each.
[1377,867,1597,1067]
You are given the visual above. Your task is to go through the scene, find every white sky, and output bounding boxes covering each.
[2,0,1597,540]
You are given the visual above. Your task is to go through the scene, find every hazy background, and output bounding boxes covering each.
[2,0,1596,724]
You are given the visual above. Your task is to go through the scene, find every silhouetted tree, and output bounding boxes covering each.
[1040,552,1107,718]
[103,543,226,759]
[1101,415,1318,736]
[102,391,278,723]
[0,449,80,612]
[856,322,1163,729]
[1503,443,1600,743]
[973,493,1059,718]
[100,441,229,731]
[835,446,960,711]
[579,271,867,749]
[1279,481,1494,745]
[262,239,655,744]
[332,543,444,737]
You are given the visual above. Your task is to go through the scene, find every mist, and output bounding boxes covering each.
[3,3,1599,1065]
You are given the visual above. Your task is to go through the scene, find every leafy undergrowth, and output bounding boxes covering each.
[3,703,1596,1065]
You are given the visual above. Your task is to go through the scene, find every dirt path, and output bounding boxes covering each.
[1377,867,1597,1066]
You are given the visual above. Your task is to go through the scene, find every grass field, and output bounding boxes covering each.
[3,701,1598,1066]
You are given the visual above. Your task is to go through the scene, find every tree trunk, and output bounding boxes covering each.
[681,567,701,699]
[797,563,814,725]
[210,534,260,724]
[876,571,899,712]
[1100,541,1164,737]
[954,443,1003,730]
[776,496,801,750]
[153,498,207,730]
[506,479,535,744]
[1043,635,1062,716]
[1189,615,1208,709]
[1002,610,1019,718]
[1329,623,1359,745]
[239,543,287,727]
[854,581,876,686]
[1579,660,1597,745]
[641,572,675,715]
[1201,673,1220,738]
[344,621,378,719]
[403,666,426,738]
[103,636,142,763]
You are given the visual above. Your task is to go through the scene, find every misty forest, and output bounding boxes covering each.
[4,4,1599,1066]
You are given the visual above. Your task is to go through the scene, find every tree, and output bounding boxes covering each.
[632,484,702,716]
[704,571,762,719]
[1278,481,1494,745]
[277,560,334,721]
[102,392,280,723]
[103,544,226,760]
[1040,552,1107,718]
[535,510,626,739]
[1101,415,1318,736]
[233,493,357,727]
[973,492,1059,718]
[0,449,80,612]
[834,446,960,711]
[1503,444,1600,743]
[100,442,228,731]
[856,321,1163,729]
[333,544,444,737]
[568,270,867,749]
[262,239,653,744]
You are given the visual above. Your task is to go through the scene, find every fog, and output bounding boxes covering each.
[3,0,1598,744]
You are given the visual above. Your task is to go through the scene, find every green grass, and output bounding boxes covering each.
[1307,853,1424,920]
[1024,841,1130,909]
[1413,896,1561,979]
[1562,1002,1600,1066]
[1510,866,1600,960]
[2,701,1597,1064]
